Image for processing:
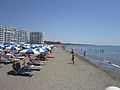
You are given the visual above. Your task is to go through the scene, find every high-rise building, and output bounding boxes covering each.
[16,29,28,43]
[0,26,12,43]
[0,26,5,43]
[30,32,44,44]
[0,25,28,43]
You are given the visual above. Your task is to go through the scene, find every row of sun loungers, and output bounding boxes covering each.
[1,54,52,77]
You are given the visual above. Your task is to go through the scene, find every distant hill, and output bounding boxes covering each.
[44,41,61,44]
[64,43,96,46]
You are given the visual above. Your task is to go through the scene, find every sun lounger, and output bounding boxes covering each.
[26,61,42,71]
[46,55,55,58]
[20,61,42,71]
[0,60,11,64]
[37,53,47,61]
[28,59,44,66]
[12,62,35,77]
[2,54,13,60]
[28,62,43,66]
[15,56,25,60]
[1,55,20,62]
[0,59,19,64]
[28,65,42,71]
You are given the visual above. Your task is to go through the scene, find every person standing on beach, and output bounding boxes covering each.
[83,50,86,57]
[71,49,75,64]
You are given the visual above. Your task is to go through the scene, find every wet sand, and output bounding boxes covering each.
[0,46,120,90]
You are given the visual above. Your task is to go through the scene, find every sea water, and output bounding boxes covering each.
[65,45,120,73]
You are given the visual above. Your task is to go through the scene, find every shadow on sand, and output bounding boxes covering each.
[68,62,74,64]
[7,70,17,76]
[7,70,32,77]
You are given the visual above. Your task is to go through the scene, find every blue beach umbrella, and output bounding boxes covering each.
[19,45,24,48]
[5,46,20,50]
[46,46,51,50]
[20,49,40,55]
[36,48,45,53]
[41,47,48,52]
[42,48,48,52]
[4,43,11,46]
[42,46,51,51]
[24,45,31,49]
[30,44,38,48]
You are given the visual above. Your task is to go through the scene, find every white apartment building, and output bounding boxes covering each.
[0,25,28,43]
[30,32,44,44]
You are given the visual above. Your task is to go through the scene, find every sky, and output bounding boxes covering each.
[0,0,120,45]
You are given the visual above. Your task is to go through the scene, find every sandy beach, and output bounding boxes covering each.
[0,46,120,90]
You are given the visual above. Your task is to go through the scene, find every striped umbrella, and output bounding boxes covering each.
[20,49,40,55]
[5,46,20,50]
[36,48,45,53]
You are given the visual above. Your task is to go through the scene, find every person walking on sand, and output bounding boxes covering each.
[71,49,75,64]
[83,50,86,57]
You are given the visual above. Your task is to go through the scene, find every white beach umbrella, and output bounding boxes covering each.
[20,49,40,55]
[36,48,45,53]
[5,46,20,50]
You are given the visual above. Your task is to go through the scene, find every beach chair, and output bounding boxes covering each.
[37,53,47,61]
[1,54,20,61]
[28,59,44,66]
[0,55,20,64]
[21,60,42,71]
[23,62,42,71]
[12,62,35,77]
[28,65,42,71]
[46,55,55,58]
[0,60,12,64]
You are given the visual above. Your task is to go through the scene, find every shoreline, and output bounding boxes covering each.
[62,46,120,81]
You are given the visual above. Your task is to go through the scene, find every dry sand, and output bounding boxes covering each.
[0,46,120,90]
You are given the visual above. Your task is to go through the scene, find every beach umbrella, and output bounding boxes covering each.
[0,43,4,48]
[14,44,20,47]
[19,49,27,53]
[5,46,20,50]
[39,44,44,47]
[4,43,11,46]
[36,48,45,53]
[30,44,38,48]
[4,45,11,48]
[19,45,24,48]
[20,49,40,55]
[22,44,30,48]
[42,46,51,50]
[71,48,77,50]
[5,53,13,57]
[41,47,48,52]
[46,46,51,50]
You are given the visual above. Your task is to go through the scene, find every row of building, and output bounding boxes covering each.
[0,25,44,44]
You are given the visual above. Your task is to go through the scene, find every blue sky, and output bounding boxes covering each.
[0,0,120,45]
